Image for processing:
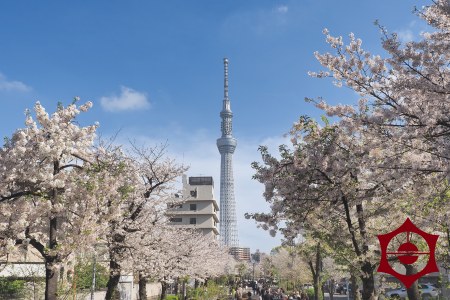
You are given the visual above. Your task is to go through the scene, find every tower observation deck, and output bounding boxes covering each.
[217,58,239,247]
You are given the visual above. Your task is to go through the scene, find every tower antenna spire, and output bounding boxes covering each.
[224,58,229,100]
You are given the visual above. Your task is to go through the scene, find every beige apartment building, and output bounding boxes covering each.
[229,247,251,261]
[168,175,219,237]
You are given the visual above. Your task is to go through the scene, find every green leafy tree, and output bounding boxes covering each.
[74,261,109,290]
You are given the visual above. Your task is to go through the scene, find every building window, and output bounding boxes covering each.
[190,189,197,197]
[190,204,197,211]
[170,218,182,223]
[189,218,196,225]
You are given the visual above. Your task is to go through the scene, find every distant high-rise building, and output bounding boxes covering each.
[168,175,219,237]
[229,247,251,262]
[217,58,239,247]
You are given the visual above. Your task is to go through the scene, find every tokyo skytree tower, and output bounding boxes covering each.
[217,58,239,247]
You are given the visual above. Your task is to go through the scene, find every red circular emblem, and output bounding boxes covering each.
[377,218,439,288]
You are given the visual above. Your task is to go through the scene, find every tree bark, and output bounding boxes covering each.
[312,274,322,300]
[405,265,420,300]
[355,202,376,300]
[308,243,322,300]
[139,273,148,300]
[44,257,59,300]
[105,258,121,300]
[360,261,375,300]
[45,166,60,300]
[351,275,360,300]
[105,228,128,300]
[45,214,59,300]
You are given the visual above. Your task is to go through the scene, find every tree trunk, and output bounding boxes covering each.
[313,275,321,300]
[329,279,335,300]
[44,176,60,300]
[360,261,375,300]
[308,243,322,300]
[139,273,148,300]
[160,281,168,300]
[45,214,59,300]
[405,265,420,300]
[174,277,179,295]
[315,243,322,300]
[44,258,59,300]
[105,258,121,300]
[351,275,360,300]
[355,202,376,300]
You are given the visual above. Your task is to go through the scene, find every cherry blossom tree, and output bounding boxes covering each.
[249,2,450,300]
[269,246,311,292]
[0,101,228,300]
[301,242,323,300]
[309,0,450,200]
[247,116,425,299]
[102,144,186,300]
[0,101,124,300]
[306,2,450,298]
[132,225,231,300]
[322,256,348,300]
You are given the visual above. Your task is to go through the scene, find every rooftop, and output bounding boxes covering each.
[189,176,214,186]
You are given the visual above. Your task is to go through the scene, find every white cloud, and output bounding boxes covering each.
[276,5,289,14]
[0,73,31,92]
[221,4,290,37]
[100,86,150,112]
[397,29,414,43]
[395,20,432,44]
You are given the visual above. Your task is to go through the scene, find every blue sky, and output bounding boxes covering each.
[0,0,426,253]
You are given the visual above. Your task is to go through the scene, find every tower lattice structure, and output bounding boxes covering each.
[217,58,239,247]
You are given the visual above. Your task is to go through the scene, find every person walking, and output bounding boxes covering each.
[263,288,273,300]
[236,286,244,300]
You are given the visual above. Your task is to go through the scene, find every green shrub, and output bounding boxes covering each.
[0,277,26,296]
[74,261,109,290]
[306,287,315,299]
[187,281,229,300]
[165,295,179,300]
